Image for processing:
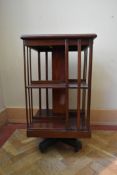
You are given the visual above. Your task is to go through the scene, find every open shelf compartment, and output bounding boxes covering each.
[27,109,91,138]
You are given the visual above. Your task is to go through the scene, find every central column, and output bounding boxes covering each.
[52,47,66,114]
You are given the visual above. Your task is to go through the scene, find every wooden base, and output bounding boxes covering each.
[39,138,82,153]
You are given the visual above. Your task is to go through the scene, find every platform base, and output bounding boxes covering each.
[39,138,82,153]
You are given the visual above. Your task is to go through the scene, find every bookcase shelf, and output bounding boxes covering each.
[21,34,97,151]
[26,79,88,89]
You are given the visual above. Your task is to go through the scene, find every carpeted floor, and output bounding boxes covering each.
[0,129,117,175]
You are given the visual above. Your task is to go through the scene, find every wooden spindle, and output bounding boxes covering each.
[82,50,88,109]
[38,52,41,112]
[82,48,88,127]
[23,45,29,128]
[27,47,31,124]
[65,39,69,128]
[87,40,93,129]
[29,48,33,120]
[45,51,49,110]
[77,40,81,129]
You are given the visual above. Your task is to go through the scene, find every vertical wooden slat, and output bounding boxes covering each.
[87,39,93,129]
[45,52,49,110]
[29,48,33,119]
[38,52,41,112]
[29,88,32,123]
[29,48,32,81]
[65,39,69,128]
[23,45,29,128]
[27,47,30,85]
[82,48,87,115]
[77,39,81,129]
[27,47,32,124]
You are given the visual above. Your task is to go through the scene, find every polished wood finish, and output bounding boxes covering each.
[21,34,97,39]
[52,47,66,114]
[38,51,42,111]
[21,34,97,138]
[77,40,81,129]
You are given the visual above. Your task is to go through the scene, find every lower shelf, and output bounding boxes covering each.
[27,109,91,138]
[27,129,91,138]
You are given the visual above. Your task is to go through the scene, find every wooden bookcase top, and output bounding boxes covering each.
[21,34,97,40]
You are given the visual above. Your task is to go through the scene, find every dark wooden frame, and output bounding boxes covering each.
[21,34,97,139]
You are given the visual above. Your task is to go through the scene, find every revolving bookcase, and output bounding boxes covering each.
[21,34,97,152]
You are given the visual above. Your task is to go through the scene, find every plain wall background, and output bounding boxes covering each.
[0,0,117,110]
[0,75,5,112]
[0,46,5,111]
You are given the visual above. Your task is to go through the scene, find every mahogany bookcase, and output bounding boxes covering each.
[21,34,97,152]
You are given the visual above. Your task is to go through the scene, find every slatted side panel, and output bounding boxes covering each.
[37,51,52,114]
[23,46,33,126]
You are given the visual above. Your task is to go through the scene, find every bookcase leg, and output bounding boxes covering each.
[39,138,58,153]
[39,138,82,153]
[61,138,82,152]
